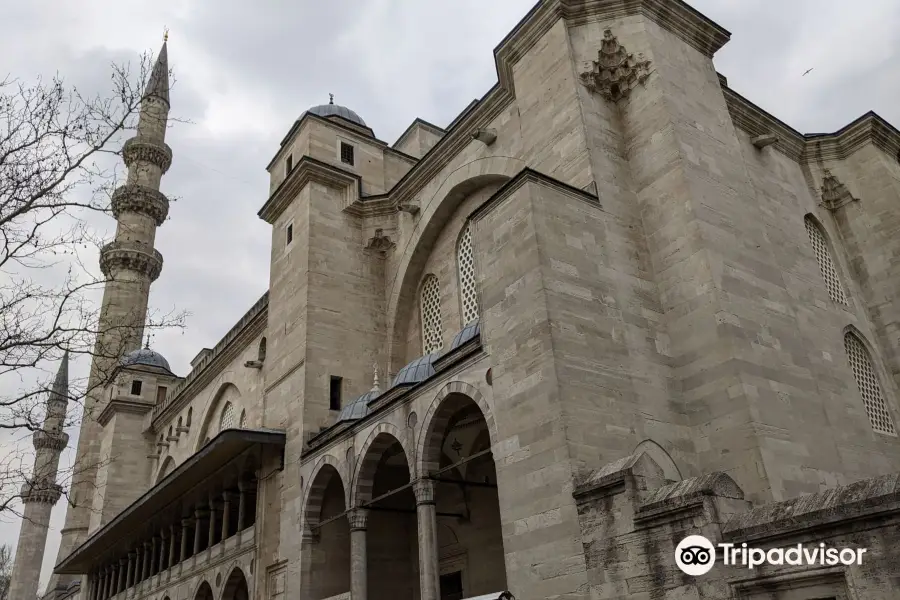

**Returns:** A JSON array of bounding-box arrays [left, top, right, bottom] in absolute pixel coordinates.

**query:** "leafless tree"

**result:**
[[0, 544, 10, 600], [0, 51, 185, 519]]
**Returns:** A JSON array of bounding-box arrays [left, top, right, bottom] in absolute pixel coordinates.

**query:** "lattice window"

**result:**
[[420, 275, 443, 354], [219, 401, 235, 431], [844, 332, 896, 435], [458, 223, 479, 324], [239, 409, 247, 428], [805, 217, 847, 305]]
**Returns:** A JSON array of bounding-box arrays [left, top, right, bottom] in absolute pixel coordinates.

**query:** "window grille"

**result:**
[[341, 142, 355, 166], [458, 223, 479, 324], [805, 217, 847, 304], [421, 275, 443, 354], [219, 401, 235, 431], [844, 332, 896, 435], [239, 409, 247, 428]]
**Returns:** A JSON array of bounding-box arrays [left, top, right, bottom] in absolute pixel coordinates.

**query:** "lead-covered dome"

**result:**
[[392, 353, 439, 388], [337, 388, 380, 422], [449, 319, 481, 351], [121, 347, 171, 371], [305, 102, 367, 127]]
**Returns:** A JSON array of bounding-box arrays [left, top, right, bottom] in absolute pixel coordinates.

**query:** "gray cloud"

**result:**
[[1, 0, 898, 592]]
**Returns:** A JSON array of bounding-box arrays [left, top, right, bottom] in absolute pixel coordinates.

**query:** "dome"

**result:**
[[121, 347, 171, 371], [392, 353, 439, 388], [449, 319, 481, 351], [337, 389, 380, 422], [305, 102, 367, 127]]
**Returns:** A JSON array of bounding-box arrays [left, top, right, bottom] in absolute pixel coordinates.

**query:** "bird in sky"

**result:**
[[803, 68, 814, 76]]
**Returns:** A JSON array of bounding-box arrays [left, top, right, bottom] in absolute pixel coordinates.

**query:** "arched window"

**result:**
[[457, 222, 479, 324], [220, 402, 235, 431], [258, 337, 267, 362], [804, 216, 847, 305], [844, 331, 896, 435], [186, 407, 193, 427], [420, 274, 443, 354], [239, 409, 247, 429]]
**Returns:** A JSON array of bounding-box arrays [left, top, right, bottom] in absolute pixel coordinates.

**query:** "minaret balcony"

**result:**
[[111, 184, 170, 226], [33, 429, 69, 452], [20, 479, 63, 504], [99, 240, 164, 281], [122, 137, 173, 173]]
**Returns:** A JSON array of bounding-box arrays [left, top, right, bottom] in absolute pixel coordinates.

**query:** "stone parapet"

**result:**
[[20, 479, 63, 504], [33, 429, 69, 452], [122, 136, 173, 173], [111, 184, 170, 226], [99, 240, 163, 281]]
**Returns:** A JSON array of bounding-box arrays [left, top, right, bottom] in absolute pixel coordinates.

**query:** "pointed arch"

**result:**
[[302, 454, 348, 526], [457, 220, 479, 324], [843, 326, 896, 435], [350, 423, 411, 507], [632, 439, 682, 482], [804, 214, 847, 305], [157, 456, 176, 484], [191, 580, 214, 600], [220, 565, 250, 600], [196, 382, 242, 451], [420, 274, 443, 354]]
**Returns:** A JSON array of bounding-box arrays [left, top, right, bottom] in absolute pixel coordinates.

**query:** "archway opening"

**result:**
[[221, 567, 250, 600], [357, 433, 417, 599], [306, 464, 350, 600], [422, 393, 507, 599], [194, 581, 214, 600]]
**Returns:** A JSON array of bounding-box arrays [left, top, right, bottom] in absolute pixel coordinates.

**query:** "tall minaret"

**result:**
[[49, 39, 171, 596], [9, 353, 70, 600]]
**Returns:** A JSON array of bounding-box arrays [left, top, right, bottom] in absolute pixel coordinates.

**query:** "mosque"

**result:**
[[8, 0, 900, 599]]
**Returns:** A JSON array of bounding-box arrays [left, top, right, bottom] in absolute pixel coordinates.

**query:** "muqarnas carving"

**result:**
[[580, 29, 652, 102], [820, 169, 858, 211]]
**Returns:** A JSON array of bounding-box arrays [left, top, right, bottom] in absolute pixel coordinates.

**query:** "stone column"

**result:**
[[348, 508, 369, 600], [142, 541, 151, 580], [99, 567, 108, 600], [151, 536, 159, 575], [298, 526, 319, 600], [414, 480, 440, 600], [159, 531, 168, 573], [117, 558, 127, 594], [237, 480, 247, 531], [221, 491, 232, 541], [126, 552, 135, 589], [169, 524, 177, 568], [193, 509, 204, 555], [207, 497, 218, 548], [181, 518, 191, 562]]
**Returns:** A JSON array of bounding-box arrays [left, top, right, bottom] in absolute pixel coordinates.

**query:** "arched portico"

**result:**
[[221, 567, 250, 600], [193, 581, 213, 600], [301, 461, 351, 600]]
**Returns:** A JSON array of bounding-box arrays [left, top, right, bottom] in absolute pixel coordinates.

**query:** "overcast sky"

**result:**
[[1, 0, 899, 593]]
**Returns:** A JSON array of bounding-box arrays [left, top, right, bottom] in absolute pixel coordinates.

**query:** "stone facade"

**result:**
[[28, 1, 900, 599]]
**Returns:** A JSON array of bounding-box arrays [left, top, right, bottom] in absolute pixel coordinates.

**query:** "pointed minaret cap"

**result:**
[[51, 351, 69, 402], [145, 38, 169, 105]]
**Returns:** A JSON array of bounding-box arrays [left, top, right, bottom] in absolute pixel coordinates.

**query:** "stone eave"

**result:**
[[54, 428, 286, 574], [342, 195, 397, 218], [431, 336, 482, 373], [152, 293, 268, 427], [392, 117, 447, 149], [268, 113, 384, 171], [259, 156, 362, 224], [721, 85, 806, 161], [97, 398, 154, 426], [302, 348, 487, 458], [469, 167, 601, 224]]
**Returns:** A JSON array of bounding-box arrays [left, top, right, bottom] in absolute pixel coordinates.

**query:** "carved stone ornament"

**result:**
[[99, 240, 164, 281], [111, 184, 170, 226], [122, 136, 173, 173], [580, 29, 652, 102], [365, 228, 395, 255], [820, 169, 858, 211]]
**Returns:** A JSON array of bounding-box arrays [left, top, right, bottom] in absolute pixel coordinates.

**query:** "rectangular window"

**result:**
[[285, 154, 293, 176], [156, 386, 167, 405], [131, 380, 143, 396], [340, 142, 355, 166], [286, 223, 293, 246], [329, 376, 342, 410], [439, 571, 463, 600]]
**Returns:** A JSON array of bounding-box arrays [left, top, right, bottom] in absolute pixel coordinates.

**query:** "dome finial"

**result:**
[[329, 93, 334, 105], [372, 362, 380, 392], [144, 332, 151, 349], [163, 27, 169, 42]]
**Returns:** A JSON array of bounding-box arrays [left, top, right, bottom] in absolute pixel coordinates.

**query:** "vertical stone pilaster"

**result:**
[[413, 480, 439, 600], [348, 508, 369, 600]]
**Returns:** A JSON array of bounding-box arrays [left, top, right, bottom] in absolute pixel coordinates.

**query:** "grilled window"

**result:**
[[845, 332, 896, 435]]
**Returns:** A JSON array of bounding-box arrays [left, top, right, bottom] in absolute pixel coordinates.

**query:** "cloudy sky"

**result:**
[[1, 0, 899, 592]]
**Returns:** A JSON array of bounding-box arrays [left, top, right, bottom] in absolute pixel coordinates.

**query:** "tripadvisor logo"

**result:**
[[675, 535, 867, 576]]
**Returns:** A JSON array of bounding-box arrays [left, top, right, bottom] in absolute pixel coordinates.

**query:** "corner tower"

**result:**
[[9, 354, 70, 600], [50, 40, 172, 595]]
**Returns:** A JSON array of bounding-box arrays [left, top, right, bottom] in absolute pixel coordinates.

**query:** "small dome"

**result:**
[[392, 354, 439, 388], [337, 389, 380, 422], [449, 319, 481, 351], [121, 347, 171, 372], [305, 103, 367, 127]]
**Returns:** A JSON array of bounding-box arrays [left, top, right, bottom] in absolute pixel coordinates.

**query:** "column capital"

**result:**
[[182, 517, 193, 526], [348, 508, 369, 531], [413, 479, 436, 505], [143, 540, 152, 549]]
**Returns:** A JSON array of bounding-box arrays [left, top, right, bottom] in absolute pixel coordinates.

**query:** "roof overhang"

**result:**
[[54, 428, 286, 574]]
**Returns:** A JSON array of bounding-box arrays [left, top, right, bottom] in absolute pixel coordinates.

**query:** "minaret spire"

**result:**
[[9, 354, 70, 600], [50, 37, 174, 592]]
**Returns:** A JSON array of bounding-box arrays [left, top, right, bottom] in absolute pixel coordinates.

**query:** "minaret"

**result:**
[[50, 38, 172, 594], [9, 353, 70, 600]]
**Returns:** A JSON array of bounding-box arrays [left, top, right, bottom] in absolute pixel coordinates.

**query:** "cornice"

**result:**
[[152, 294, 268, 427], [98, 398, 154, 426], [268, 113, 385, 171], [111, 184, 169, 226], [721, 86, 806, 161], [259, 156, 361, 224], [392, 118, 447, 150], [342, 196, 396, 218]]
